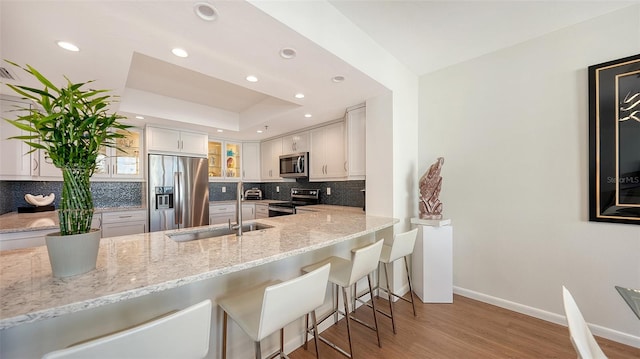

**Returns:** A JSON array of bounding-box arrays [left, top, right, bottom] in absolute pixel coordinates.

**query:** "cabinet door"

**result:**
[[261, 138, 282, 180], [208, 140, 223, 178], [242, 204, 255, 220], [324, 122, 346, 178], [102, 222, 146, 238], [346, 106, 366, 178], [37, 150, 62, 178], [147, 126, 181, 153], [0, 98, 32, 177], [309, 128, 326, 178], [180, 131, 208, 156], [255, 204, 269, 219], [242, 142, 261, 181], [225, 142, 241, 179], [282, 131, 309, 154], [113, 128, 143, 177]]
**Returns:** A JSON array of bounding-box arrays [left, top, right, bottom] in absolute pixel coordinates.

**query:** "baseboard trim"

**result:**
[[454, 286, 640, 349]]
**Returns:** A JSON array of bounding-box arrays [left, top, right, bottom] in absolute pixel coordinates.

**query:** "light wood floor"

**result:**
[[290, 294, 640, 359]]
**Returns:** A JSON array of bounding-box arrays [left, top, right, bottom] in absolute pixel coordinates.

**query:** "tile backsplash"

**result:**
[[0, 179, 365, 215]]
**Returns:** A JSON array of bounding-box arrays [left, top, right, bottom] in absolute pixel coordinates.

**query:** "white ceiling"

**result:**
[[1, 0, 635, 141]]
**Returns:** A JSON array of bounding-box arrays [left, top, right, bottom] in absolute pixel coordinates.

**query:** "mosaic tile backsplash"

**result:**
[[1, 179, 365, 215], [0, 181, 144, 215]]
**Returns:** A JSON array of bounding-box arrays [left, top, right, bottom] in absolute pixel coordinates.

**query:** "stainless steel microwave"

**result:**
[[279, 152, 308, 178]]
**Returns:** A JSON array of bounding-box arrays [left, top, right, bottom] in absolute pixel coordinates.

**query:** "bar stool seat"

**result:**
[[302, 239, 384, 358], [218, 263, 331, 359], [41, 300, 212, 359]]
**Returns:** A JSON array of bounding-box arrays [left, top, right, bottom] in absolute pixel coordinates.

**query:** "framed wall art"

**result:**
[[589, 54, 640, 225]]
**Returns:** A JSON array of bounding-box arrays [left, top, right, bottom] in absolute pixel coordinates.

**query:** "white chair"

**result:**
[[218, 263, 331, 359], [42, 299, 212, 359], [373, 228, 418, 334], [562, 286, 608, 359], [302, 240, 385, 358]]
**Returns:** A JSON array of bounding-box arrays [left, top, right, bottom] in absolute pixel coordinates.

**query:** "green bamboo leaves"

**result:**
[[4, 61, 132, 235]]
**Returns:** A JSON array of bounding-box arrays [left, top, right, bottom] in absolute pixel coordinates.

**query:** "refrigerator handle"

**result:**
[[174, 171, 181, 225]]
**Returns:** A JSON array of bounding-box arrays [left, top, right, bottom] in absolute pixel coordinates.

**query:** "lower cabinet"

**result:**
[[101, 210, 147, 238], [242, 203, 255, 220], [0, 228, 57, 251], [255, 203, 269, 219], [209, 204, 236, 225]]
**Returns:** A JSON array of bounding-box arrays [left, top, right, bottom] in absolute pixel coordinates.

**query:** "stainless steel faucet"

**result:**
[[232, 181, 243, 236]]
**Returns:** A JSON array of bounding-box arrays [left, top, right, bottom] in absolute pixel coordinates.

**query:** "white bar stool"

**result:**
[[302, 239, 384, 358], [562, 286, 608, 359], [218, 263, 331, 359], [41, 299, 212, 359], [375, 228, 419, 333]]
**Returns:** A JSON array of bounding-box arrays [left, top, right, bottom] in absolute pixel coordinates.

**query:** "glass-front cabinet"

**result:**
[[208, 139, 241, 180], [95, 128, 143, 179]]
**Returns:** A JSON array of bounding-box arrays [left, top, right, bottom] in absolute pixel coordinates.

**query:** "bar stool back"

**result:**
[[41, 300, 212, 359], [218, 263, 331, 359], [377, 228, 418, 333]]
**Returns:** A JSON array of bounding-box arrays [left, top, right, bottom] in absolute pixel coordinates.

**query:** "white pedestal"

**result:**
[[410, 218, 453, 303]]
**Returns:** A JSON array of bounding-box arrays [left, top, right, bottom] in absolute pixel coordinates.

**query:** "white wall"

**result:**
[[419, 5, 640, 346]]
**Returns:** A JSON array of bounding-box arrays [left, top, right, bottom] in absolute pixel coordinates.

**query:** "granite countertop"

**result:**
[[0, 207, 146, 234], [0, 210, 397, 330]]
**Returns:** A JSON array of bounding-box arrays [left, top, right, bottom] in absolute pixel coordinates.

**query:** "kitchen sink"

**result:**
[[168, 223, 273, 242]]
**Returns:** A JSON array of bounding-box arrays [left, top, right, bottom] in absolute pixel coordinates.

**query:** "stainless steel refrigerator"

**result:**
[[148, 154, 209, 232]]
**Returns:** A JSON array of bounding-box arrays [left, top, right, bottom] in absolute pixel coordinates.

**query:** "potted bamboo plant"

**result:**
[[4, 61, 131, 277]]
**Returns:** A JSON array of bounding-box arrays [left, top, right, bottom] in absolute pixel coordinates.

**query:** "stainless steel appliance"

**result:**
[[279, 152, 308, 178], [244, 188, 263, 200], [268, 188, 320, 217], [148, 154, 209, 232]]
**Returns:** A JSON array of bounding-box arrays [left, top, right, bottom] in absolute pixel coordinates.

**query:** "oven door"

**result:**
[[268, 205, 295, 217]]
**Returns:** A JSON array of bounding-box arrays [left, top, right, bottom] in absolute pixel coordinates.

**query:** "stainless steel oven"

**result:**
[[268, 188, 319, 217]]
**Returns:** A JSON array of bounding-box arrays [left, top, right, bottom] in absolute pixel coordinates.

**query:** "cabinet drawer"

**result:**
[[255, 205, 269, 215], [102, 210, 147, 224], [209, 204, 235, 214]]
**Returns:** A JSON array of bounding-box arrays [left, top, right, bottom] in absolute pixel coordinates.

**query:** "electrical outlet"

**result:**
[[222, 186, 226, 193], [327, 187, 331, 195], [276, 186, 280, 193]]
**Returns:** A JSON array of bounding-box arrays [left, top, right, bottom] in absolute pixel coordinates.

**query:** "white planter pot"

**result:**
[[45, 229, 101, 278]]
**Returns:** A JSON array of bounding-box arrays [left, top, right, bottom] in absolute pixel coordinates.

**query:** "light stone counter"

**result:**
[[0, 210, 397, 330], [297, 205, 365, 213]]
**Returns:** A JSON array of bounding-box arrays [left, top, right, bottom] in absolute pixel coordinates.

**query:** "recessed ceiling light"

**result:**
[[57, 41, 79, 52], [295, 93, 305, 99], [304, 113, 312, 118], [135, 115, 144, 120], [332, 75, 345, 83], [280, 48, 297, 59], [257, 130, 263, 133], [171, 48, 188, 58], [194, 2, 218, 21], [217, 129, 223, 133], [246, 75, 258, 82]]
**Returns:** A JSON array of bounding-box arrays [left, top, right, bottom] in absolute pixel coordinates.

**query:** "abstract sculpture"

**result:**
[[419, 157, 444, 219]]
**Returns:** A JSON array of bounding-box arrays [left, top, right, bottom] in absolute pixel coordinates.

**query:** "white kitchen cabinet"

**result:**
[[101, 210, 147, 238], [0, 98, 33, 178], [94, 128, 144, 179], [208, 140, 243, 181], [281, 131, 309, 154], [209, 203, 236, 225], [242, 203, 255, 220], [260, 138, 282, 180], [310, 121, 346, 180], [346, 105, 366, 179], [146, 126, 208, 156], [255, 203, 269, 219], [33, 150, 62, 178], [241, 142, 261, 181]]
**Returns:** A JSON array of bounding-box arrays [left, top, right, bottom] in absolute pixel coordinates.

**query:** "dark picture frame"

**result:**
[[589, 54, 640, 225]]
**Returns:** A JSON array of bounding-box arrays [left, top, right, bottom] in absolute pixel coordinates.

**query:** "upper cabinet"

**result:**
[[261, 138, 282, 181], [146, 126, 208, 157], [310, 121, 346, 180], [242, 142, 261, 182], [208, 139, 242, 181], [281, 131, 309, 154], [95, 128, 143, 179], [345, 106, 366, 179], [0, 98, 32, 179]]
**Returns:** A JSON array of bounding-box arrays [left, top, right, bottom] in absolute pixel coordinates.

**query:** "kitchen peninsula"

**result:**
[[0, 210, 396, 358]]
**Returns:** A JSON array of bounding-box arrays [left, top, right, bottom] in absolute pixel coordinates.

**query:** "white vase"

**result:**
[[45, 229, 101, 278]]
